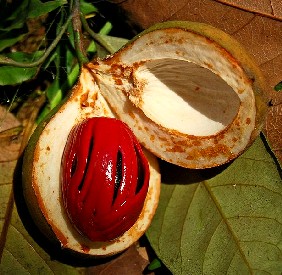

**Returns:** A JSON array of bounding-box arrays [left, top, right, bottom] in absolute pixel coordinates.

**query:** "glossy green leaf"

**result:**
[[28, 0, 67, 18], [80, 0, 98, 15], [0, 52, 43, 86], [146, 136, 282, 274], [0, 66, 38, 86], [4, 51, 43, 63], [0, 32, 27, 51], [0, 0, 28, 31]]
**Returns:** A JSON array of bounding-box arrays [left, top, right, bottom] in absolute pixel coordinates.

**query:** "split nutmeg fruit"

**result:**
[[22, 21, 267, 257]]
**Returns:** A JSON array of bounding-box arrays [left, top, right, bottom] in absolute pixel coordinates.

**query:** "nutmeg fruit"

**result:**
[[22, 21, 267, 257]]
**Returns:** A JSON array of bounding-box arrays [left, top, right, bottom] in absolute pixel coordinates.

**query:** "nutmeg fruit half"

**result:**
[[89, 21, 267, 168], [22, 21, 267, 257], [22, 67, 161, 257]]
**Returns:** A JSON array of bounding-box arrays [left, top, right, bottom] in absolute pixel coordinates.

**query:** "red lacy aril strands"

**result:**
[[61, 117, 150, 242]]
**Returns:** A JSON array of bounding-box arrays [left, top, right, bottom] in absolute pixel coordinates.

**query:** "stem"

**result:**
[[72, 0, 89, 65], [0, 15, 72, 68], [80, 15, 116, 54]]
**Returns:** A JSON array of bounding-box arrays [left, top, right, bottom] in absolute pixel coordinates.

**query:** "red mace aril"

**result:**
[[61, 117, 150, 242]]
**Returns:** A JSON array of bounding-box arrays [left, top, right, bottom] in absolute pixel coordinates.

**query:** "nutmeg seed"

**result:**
[[61, 117, 150, 242]]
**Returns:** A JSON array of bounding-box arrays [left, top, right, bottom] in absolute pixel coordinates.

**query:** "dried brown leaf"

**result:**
[[0, 106, 22, 162], [265, 104, 282, 165], [214, 0, 282, 20], [111, 0, 282, 163], [86, 245, 149, 275]]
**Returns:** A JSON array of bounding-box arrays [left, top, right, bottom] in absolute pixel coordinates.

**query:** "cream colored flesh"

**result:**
[[136, 59, 240, 136]]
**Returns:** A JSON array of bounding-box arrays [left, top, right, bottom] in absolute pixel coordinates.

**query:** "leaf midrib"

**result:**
[[203, 180, 253, 274]]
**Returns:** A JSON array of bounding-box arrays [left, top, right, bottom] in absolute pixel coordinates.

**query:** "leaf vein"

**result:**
[[228, 215, 282, 226], [211, 183, 282, 196], [203, 180, 253, 272], [213, 0, 282, 21], [9, 224, 54, 273], [4, 248, 30, 273], [241, 240, 282, 254]]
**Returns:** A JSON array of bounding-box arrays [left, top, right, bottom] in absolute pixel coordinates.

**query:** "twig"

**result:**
[[80, 15, 116, 54], [72, 0, 89, 65], [0, 15, 72, 68]]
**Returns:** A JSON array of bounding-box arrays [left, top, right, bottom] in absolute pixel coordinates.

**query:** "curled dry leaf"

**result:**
[[111, 0, 282, 164]]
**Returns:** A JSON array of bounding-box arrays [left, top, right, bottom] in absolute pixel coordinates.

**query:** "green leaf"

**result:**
[[99, 21, 113, 35], [148, 258, 162, 271], [274, 81, 282, 92], [101, 35, 128, 50], [4, 51, 43, 63], [146, 136, 282, 274], [27, 0, 66, 18], [0, 0, 28, 31], [0, 66, 37, 85], [0, 52, 43, 85], [95, 35, 128, 58], [0, 32, 27, 51], [80, 0, 98, 15]]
